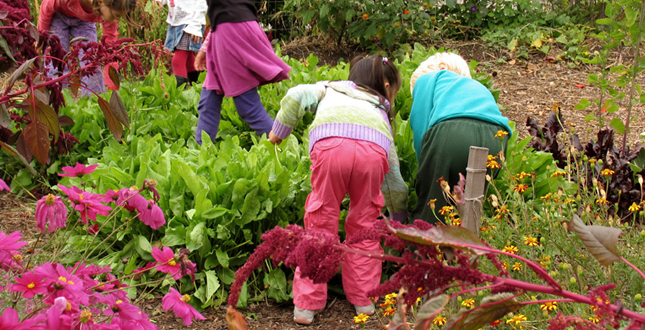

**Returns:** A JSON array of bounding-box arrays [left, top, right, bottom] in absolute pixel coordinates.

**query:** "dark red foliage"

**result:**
[[548, 313, 604, 330], [0, 0, 37, 64]]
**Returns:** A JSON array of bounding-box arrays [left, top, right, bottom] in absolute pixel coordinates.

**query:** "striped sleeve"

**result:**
[[272, 83, 327, 139]]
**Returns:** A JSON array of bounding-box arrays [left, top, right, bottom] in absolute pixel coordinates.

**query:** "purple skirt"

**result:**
[[203, 21, 291, 97]]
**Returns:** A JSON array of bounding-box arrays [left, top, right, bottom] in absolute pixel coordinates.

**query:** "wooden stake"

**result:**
[[462, 146, 489, 235]]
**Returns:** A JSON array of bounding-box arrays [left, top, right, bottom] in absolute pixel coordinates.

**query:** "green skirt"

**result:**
[[411, 118, 508, 224]]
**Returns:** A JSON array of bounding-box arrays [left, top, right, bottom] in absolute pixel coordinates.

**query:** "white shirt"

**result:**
[[156, 0, 207, 37]]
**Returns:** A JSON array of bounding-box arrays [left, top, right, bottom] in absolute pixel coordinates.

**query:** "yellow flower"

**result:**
[[461, 298, 475, 308], [596, 198, 609, 205], [540, 256, 551, 268], [433, 315, 447, 326], [494, 130, 509, 139], [523, 236, 539, 247], [438, 206, 454, 215], [514, 184, 529, 193], [512, 262, 522, 271], [517, 171, 530, 179], [354, 313, 370, 324], [380, 299, 394, 308], [451, 218, 461, 226], [383, 307, 396, 317], [589, 158, 597, 164], [362, 13, 369, 20], [601, 169, 615, 176], [502, 245, 519, 254], [551, 170, 567, 178], [540, 301, 558, 311], [496, 206, 509, 214], [487, 160, 501, 169], [589, 315, 600, 323], [487, 155, 498, 161], [563, 198, 575, 204], [629, 202, 641, 212], [385, 293, 397, 300], [502, 260, 508, 269], [540, 193, 551, 200], [506, 314, 527, 325], [427, 199, 437, 210]]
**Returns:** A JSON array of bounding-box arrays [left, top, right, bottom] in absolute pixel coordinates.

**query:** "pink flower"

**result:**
[[58, 163, 99, 177], [0, 179, 9, 192], [139, 201, 166, 229], [101, 294, 144, 321], [46, 297, 72, 330], [152, 247, 181, 279], [34, 262, 89, 305], [0, 231, 26, 270], [162, 288, 205, 325], [100, 189, 119, 204], [116, 188, 148, 213], [35, 194, 68, 233], [0, 307, 44, 330], [10, 271, 48, 298], [88, 224, 99, 234], [58, 185, 111, 224]]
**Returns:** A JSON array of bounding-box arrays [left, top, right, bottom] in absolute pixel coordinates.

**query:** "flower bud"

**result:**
[[635, 294, 642, 301], [641, 230, 645, 238], [570, 277, 577, 285], [577, 266, 583, 275]]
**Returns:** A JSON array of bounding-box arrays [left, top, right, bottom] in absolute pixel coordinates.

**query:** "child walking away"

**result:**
[[268, 55, 409, 325], [408, 52, 512, 222], [38, 0, 136, 96], [193, 0, 291, 145], [157, 0, 207, 87]]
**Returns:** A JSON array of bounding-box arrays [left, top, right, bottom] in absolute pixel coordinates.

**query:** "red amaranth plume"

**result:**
[[227, 225, 343, 307]]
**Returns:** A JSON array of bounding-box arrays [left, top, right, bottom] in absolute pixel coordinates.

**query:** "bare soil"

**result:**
[[2, 36, 645, 330]]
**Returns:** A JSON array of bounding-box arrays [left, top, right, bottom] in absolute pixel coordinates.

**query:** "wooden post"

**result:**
[[462, 146, 489, 235]]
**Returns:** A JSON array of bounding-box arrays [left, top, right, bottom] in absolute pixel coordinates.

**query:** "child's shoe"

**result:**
[[293, 306, 322, 325], [354, 304, 375, 316]]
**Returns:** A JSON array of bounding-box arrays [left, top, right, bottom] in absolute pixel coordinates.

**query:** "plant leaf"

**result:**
[[445, 293, 522, 330], [108, 66, 121, 90], [23, 119, 50, 165], [0, 141, 37, 176], [58, 115, 75, 127], [226, 306, 248, 330], [385, 220, 490, 256], [4, 58, 35, 92], [34, 99, 60, 142], [568, 215, 621, 266], [97, 96, 123, 141], [0, 104, 10, 128], [109, 91, 130, 129], [414, 295, 450, 329], [0, 32, 16, 64]]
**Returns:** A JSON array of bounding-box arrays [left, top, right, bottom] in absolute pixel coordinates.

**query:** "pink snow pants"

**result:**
[[293, 137, 388, 310]]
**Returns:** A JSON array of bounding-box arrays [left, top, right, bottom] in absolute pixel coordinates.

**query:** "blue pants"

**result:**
[[195, 88, 274, 144]]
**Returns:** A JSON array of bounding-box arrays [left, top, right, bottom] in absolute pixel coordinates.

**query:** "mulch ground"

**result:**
[[2, 36, 645, 330]]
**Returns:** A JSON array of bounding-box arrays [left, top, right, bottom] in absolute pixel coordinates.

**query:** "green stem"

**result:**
[[622, 1, 645, 156]]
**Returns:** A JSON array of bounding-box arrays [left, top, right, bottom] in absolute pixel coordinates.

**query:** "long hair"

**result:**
[[348, 55, 401, 134]]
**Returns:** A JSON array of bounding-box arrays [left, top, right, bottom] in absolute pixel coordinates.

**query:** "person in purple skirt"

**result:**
[[193, 0, 291, 145]]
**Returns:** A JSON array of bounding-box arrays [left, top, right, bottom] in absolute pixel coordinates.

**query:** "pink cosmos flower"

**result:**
[[88, 224, 99, 234], [0, 179, 9, 192], [101, 294, 144, 321], [58, 163, 99, 177], [0, 307, 44, 330], [0, 231, 26, 270], [35, 262, 89, 305], [162, 288, 205, 325], [46, 297, 72, 330], [139, 201, 166, 230], [119, 314, 158, 330], [100, 189, 119, 204], [10, 271, 48, 298], [57, 185, 111, 224], [152, 247, 181, 279], [116, 188, 148, 213], [35, 194, 68, 233]]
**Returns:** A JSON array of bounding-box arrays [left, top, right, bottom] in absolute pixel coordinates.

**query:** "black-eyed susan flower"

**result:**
[[461, 298, 475, 308], [523, 236, 539, 247], [494, 130, 509, 139], [551, 170, 567, 178], [514, 184, 528, 193], [512, 262, 522, 271], [506, 314, 527, 325], [601, 169, 615, 176], [354, 313, 369, 324], [517, 171, 530, 179], [629, 202, 641, 212], [540, 301, 558, 311], [439, 206, 454, 215], [383, 307, 395, 317], [433, 315, 447, 326], [596, 198, 609, 205], [502, 245, 518, 254]]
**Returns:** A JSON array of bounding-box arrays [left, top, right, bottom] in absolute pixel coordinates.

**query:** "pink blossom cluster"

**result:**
[[0, 230, 203, 328], [33, 163, 166, 233], [0, 164, 205, 328]]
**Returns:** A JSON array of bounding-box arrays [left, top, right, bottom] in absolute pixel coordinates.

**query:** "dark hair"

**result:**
[[348, 55, 401, 130], [93, 0, 138, 24]]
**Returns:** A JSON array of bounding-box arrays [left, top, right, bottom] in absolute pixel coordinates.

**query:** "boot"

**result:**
[[187, 71, 202, 85], [175, 75, 189, 88]]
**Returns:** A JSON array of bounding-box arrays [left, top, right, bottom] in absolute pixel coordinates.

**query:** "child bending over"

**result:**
[[269, 55, 408, 325]]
